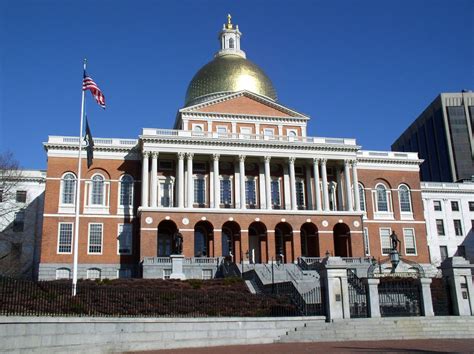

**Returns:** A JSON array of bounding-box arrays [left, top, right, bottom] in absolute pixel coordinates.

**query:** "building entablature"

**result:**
[[421, 181, 474, 194]]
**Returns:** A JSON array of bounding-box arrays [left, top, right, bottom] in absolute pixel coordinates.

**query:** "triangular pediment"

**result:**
[[180, 91, 308, 119]]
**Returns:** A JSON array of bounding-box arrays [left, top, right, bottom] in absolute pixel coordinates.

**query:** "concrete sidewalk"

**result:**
[[131, 339, 474, 353]]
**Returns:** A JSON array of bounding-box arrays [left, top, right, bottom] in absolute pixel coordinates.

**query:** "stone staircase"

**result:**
[[279, 317, 474, 343]]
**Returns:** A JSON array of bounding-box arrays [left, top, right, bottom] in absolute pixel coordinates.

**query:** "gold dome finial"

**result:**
[[226, 13, 233, 29]]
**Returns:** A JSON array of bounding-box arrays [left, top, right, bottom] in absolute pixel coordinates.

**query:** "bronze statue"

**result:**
[[173, 231, 183, 255], [390, 231, 401, 252]]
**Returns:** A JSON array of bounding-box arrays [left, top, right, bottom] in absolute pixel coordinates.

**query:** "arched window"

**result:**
[[61, 173, 76, 205], [56, 268, 71, 280], [358, 183, 366, 211], [229, 37, 234, 48], [376, 184, 388, 212], [398, 185, 412, 213], [91, 174, 105, 205], [119, 175, 134, 207]]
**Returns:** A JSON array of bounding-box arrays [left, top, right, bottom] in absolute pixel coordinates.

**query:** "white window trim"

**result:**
[[403, 228, 417, 256], [193, 174, 208, 206], [398, 184, 413, 220], [86, 268, 101, 280], [379, 227, 392, 256], [287, 129, 298, 137], [58, 172, 77, 214], [163, 268, 172, 280], [84, 173, 110, 214], [158, 176, 175, 207], [55, 268, 71, 280], [57, 222, 73, 254], [239, 127, 252, 139], [87, 222, 104, 255], [373, 184, 394, 220], [453, 219, 464, 236], [433, 200, 443, 211], [216, 125, 228, 135], [263, 128, 275, 140], [245, 176, 259, 207], [451, 200, 461, 212], [117, 175, 134, 214], [363, 227, 370, 256], [219, 175, 233, 207], [271, 177, 281, 208], [117, 223, 133, 255], [295, 177, 306, 209], [192, 123, 204, 132]]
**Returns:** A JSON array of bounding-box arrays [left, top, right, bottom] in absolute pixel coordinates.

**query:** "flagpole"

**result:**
[[72, 58, 87, 296]]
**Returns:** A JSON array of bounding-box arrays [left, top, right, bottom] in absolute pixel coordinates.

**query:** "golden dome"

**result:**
[[184, 54, 277, 106]]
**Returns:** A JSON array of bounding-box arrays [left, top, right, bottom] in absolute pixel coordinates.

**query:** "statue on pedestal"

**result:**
[[173, 231, 183, 255]]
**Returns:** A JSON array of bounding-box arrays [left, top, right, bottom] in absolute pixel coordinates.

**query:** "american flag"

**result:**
[[83, 72, 106, 108]]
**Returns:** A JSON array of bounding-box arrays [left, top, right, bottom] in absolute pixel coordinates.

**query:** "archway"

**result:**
[[333, 223, 352, 257], [194, 221, 214, 257], [248, 222, 267, 263], [275, 222, 293, 263], [157, 220, 178, 256], [301, 222, 319, 257], [222, 221, 241, 261]]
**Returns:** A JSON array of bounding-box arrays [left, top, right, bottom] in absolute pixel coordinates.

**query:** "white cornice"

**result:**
[[181, 111, 308, 124]]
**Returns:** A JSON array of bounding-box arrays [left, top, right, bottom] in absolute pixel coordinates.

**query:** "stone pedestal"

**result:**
[[440, 257, 474, 316], [364, 278, 381, 318], [170, 254, 186, 280], [321, 257, 350, 321], [419, 278, 434, 317]]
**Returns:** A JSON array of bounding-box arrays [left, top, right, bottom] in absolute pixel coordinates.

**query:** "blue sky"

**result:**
[[1, 0, 473, 169]]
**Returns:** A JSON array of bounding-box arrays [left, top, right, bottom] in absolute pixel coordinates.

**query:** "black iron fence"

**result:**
[[378, 277, 421, 317], [347, 269, 368, 318], [0, 276, 300, 317]]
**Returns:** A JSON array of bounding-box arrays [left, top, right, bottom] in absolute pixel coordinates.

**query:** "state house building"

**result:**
[[39, 18, 429, 280]]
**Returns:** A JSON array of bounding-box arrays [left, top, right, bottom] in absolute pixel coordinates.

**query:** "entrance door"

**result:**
[[158, 233, 172, 256], [249, 234, 260, 263]]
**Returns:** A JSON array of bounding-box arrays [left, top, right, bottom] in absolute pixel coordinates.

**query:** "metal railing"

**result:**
[[0, 276, 300, 318]]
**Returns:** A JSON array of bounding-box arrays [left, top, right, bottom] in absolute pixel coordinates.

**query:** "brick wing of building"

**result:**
[[39, 17, 429, 280]]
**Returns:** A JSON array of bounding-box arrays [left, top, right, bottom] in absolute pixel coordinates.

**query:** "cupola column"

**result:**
[[289, 157, 297, 210], [177, 153, 185, 208], [213, 154, 220, 208], [321, 159, 329, 211], [150, 152, 158, 208], [141, 152, 149, 208], [264, 156, 272, 210], [344, 159, 353, 212], [313, 158, 322, 211], [352, 161, 360, 212], [186, 153, 194, 208], [239, 155, 246, 210]]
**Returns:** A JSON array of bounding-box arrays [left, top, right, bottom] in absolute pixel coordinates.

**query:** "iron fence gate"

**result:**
[[347, 269, 368, 318], [378, 277, 421, 317]]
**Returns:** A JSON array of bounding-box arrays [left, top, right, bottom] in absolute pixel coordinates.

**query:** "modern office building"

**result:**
[[422, 181, 474, 265], [38, 17, 430, 280], [392, 92, 474, 183]]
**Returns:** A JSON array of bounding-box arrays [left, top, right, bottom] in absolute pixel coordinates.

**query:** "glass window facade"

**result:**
[[447, 106, 473, 180]]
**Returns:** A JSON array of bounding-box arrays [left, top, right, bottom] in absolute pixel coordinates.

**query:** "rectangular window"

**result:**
[[220, 178, 232, 206], [469, 202, 474, 212], [454, 219, 463, 236], [194, 178, 205, 205], [159, 181, 172, 207], [16, 190, 27, 203], [457, 245, 466, 258], [363, 227, 370, 256], [13, 211, 25, 232], [117, 224, 132, 255], [56, 268, 71, 280], [240, 127, 251, 138], [217, 126, 228, 135], [88, 223, 103, 254], [296, 180, 305, 208], [403, 228, 416, 255], [451, 201, 459, 211], [271, 180, 280, 207], [440, 246, 448, 261], [436, 219, 445, 236], [380, 228, 392, 255], [245, 179, 257, 206], [433, 200, 442, 211], [58, 223, 73, 253], [263, 128, 274, 136]]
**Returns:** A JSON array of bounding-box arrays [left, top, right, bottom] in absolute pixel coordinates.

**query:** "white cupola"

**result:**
[[215, 14, 246, 58]]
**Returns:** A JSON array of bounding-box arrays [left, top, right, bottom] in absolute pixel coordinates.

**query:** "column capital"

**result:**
[[289, 156, 296, 164], [212, 154, 220, 161], [238, 155, 246, 163], [151, 151, 159, 159], [312, 157, 320, 165], [177, 152, 185, 160], [264, 156, 271, 163], [351, 160, 358, 167], [142, 151, 151, 158], [344, 159, 352, 166], [320, 158, 327, 165], [186, 153, 194, 160]]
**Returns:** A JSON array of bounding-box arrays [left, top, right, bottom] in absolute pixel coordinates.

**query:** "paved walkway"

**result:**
[[132, 339, 474, 353]]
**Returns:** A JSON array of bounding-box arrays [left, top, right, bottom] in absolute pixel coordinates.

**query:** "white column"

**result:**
[[336, 167, 343, 211], [213, 154, 220, 208], [150, 152, 158, 208], [313, 158, 321, 211], [321, 159, 329, 211], [141, 152, 149, 207], [186, 153, 194, 208], [305, 163, 312, 210], [239, 155, 246, 210], [344, 159, 353, 212], [352, 160, 360, 212], [264, 156, 272, 210], [177, 153, 185, 208], [289, 157, 297, 210]]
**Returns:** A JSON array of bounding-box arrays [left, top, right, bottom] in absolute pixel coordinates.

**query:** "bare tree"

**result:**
[[0, 151, 23, 221]]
